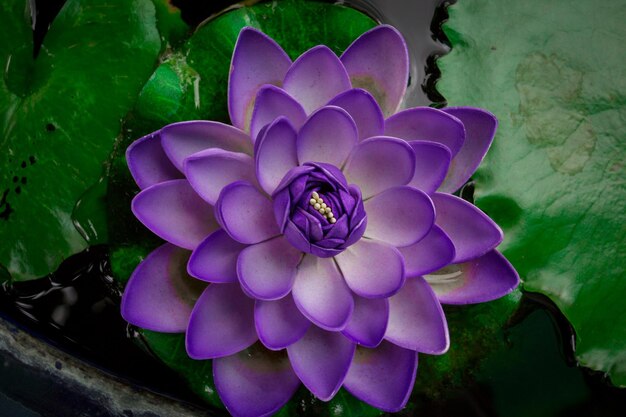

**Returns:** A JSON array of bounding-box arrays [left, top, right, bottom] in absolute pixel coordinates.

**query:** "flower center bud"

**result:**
[[308, 191, 337, 224]]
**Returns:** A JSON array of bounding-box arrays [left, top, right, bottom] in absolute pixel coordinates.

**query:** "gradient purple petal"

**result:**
[[328, 88, 384, 141], [237, 236, 301, 301], [343, 342, 418, 412], [342, 296, 389, 348], [216, 181, 280, 244], [385, 277, 449, 354], [340, 25, 408, 117], [229, 27, 292, 132], [343, 136, 415, 199], [121, 244, 205, 332], [214, 345, 300, 417], [126, 131, 183, 189], [283, 45, 351, 114], [160, 121, 252, 171], [131, 179, 219, 250], [287, 326, 355, 401], [186, 283, 256, 359], [255, 297, 310, 350], [408, 140, 452, 194], [296, 106, 358, 167], [364, 186, 435, 247], [384, 107, 466, 156], [399, 225, 456, 277], [184, 148, 256, 205], [431, 193, 503, 263], [255, 117, 299, 195], [187, 229, 247, 283], [292, 255, 354, 331], [439, 107, 498, 193], [250, 85, 307, 141], [335, 239, 405, 299], [426, 250, 519, 304]]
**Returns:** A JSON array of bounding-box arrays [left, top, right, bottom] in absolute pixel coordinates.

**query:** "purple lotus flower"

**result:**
[[121, 25, 519, 417]]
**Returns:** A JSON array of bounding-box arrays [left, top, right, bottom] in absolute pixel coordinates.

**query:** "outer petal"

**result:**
[[287, 326, 355, 401], [292, 255, 354, 331], [161, 121, 252, 171], [121, 244, 205, 332], [184, 149, 256, 205], [216, 181, 281, 244], [255, 297, 310, 350], [237, 236, 301, 301], [343, 136, 415, 199], [340, 25, 409, 117], [384, 107, 465, 156], [425, 250, 519, 304], [214, 345, 300, 417], [283, 45, 351, 114], [132, 179, 219, 250], [431, 193, 503, 263], [343, 342, 418, 412], [126, 131, 183, 189], [363, 186, 435, 247], [250, 85, 307, 141], [439, 107, 498, 193], [186, 283, 257, 359], [399, 225, 456, 277], [188, 229, 247, 283], [408, 140, 452, 194], [296, 106, 358, 167], [342, 296, 389, 348], [328, 88, 384, 141], [255, 117, 299, 195], [335, 239, 405, 299], [385, 277, 449, 354], [228, 27, 292, 131]]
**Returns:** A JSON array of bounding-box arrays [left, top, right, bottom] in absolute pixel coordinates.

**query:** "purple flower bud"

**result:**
[[272, 162, 366, 258]]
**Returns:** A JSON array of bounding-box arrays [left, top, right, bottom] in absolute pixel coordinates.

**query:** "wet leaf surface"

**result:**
[[0, 0, 164, 281], [439, 0, 626, 386]]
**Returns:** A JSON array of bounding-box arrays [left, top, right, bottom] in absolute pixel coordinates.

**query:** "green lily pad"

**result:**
[[0, 0, 165, 281], [438, 0, 626, 386]]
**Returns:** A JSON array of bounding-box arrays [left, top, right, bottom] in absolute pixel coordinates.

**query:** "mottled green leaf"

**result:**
[[0, 0, 164, 281], [439, 0, 626, 386]]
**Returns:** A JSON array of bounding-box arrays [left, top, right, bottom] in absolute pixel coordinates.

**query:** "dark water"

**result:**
[[2, 0, 626, 416]]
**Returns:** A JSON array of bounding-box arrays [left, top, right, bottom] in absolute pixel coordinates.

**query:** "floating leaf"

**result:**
[[0, 0, 166, 281], [439, 0, 626, 386]]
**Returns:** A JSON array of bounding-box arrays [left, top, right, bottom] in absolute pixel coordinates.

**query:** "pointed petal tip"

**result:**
[[215, 181, 280, 244], [385, 277, 449, 354], [297, 105, 358, 167], [287, 327, 356, 401], [341, 24, 409, 116], [229, 27, 292, 131], [432, 192, 503, 263], [283, 45, 351, 114], [131, 179, 219, 250], [343, 341, 417, 413], [121, 244, 204, 333], [213, 346, 301, 417], [428, 250, 520, 305], [439, 107, 499, 193], [185, 284, 257, 360], [237, 236, 300, 301]]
